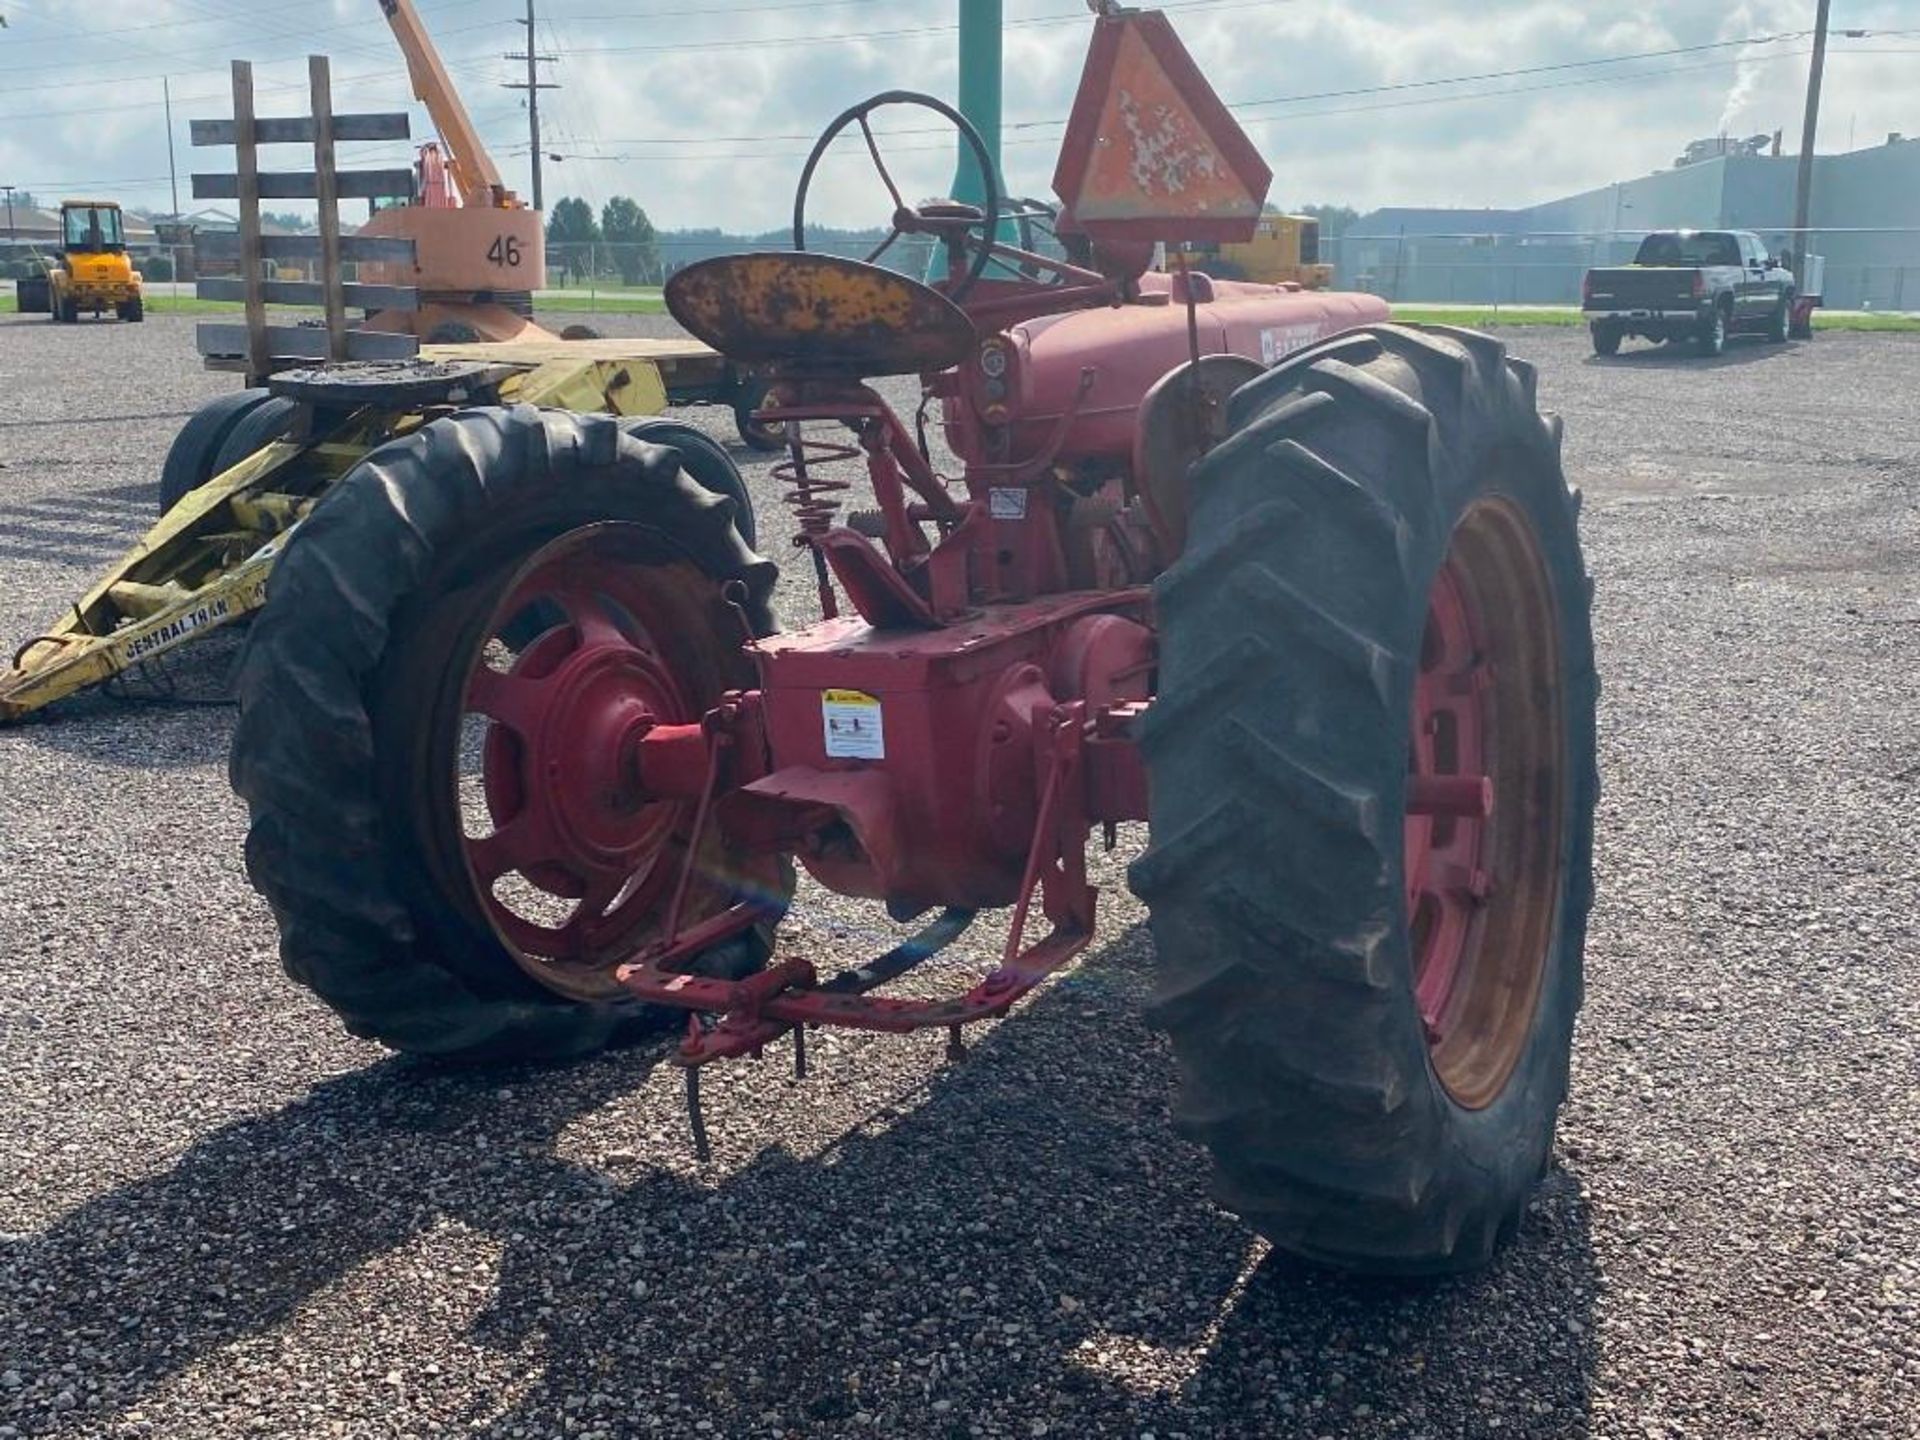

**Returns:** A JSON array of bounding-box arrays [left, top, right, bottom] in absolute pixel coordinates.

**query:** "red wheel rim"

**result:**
[[1404, 500, 1567, 1109], [441, 524, 743, 997], [1405, 559, 1491, 1046]]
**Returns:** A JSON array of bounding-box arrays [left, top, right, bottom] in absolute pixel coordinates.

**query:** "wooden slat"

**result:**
[[193, 278, 419, 311], [195, 324, 420, 362], [190, 112, 409, 146], [309, 57, 348, 362], [191, 169, 416, 201], [231, 60, 270, 384], [192, 232, 418, 264]]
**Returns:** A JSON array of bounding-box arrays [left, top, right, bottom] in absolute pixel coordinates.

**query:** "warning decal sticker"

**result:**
[[822, 688, 885, 760]]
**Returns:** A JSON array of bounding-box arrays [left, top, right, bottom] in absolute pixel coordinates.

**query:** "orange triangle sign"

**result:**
[[1052, 9, 1272, 243]]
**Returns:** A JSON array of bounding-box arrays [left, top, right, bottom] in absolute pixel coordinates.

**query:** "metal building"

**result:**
[[1339, 135, 1920, 311]]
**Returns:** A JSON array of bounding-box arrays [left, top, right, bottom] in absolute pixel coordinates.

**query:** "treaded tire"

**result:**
[[1766, 294, 1792, 343], [731, 378, 784, 453], [158, 388, 272, 514], [1589, 324, 1621, 357], [209, 396, 297, 477], [1131, 323, 1598, 1275], [619, 416, 758, 547], [229, 405, 784, 1062], [1698, 306, 1727, 357]]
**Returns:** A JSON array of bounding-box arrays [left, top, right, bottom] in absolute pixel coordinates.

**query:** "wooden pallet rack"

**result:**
[[190, 56, 421, 379]]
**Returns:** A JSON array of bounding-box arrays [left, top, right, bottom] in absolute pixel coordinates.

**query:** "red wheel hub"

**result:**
[[462, 550, 701, 963], [1405, 558, 1493, 1051]]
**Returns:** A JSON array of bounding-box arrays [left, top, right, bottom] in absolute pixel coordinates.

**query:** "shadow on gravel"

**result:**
[[1586, 338, 1798, 370], [0, 929, 1599, 1439], [5, 633, 242, 767]]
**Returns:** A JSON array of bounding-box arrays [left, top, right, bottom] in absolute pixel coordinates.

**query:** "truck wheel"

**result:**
[[1698, 305, 1727, 357], [118, 297, 145, 322], [731, 378, 785, 453], [208, 396, 298, 478], [229, 406, 790, 1061], [1589, 323, 1621, 357], [1766, 295, 1791, 343], [1132, 324, 1597, 1274], [158, 388, 275, 514]]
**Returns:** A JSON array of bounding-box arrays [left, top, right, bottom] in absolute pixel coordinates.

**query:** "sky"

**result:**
[[0, 0, 1916, 236]]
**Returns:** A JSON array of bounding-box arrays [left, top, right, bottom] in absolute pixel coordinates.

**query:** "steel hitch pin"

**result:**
[[946, 1024, 967, 1063], [682, 1014, 712, 1163], [793, 1024, 808, 1080], [685, 1067, 712, 1163]]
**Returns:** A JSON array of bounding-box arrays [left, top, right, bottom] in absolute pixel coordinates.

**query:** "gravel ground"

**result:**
[[0, 313, 1915, 1440]]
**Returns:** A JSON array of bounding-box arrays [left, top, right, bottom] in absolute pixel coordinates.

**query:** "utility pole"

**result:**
[[1791, 0, 1831, 286], [504, 0, 559, 212], [2, 184, 15, 249], [164, 77, 183, 287], [164, 77, 182, 224]]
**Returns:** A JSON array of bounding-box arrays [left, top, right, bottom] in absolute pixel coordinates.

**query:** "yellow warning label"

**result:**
[[822, 689, 884, 760]]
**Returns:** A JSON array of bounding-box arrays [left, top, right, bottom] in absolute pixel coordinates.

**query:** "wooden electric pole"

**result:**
[[505, 0, 559, 211], [1791, 0, 1831, 284]]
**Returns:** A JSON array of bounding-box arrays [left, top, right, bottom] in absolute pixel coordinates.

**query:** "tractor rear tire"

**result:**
[[619, 416, 758, 548], [158, 388, 274, 514], [208, 396, 298, 477], [1132, 324, 1597, 1275], [230, 405, 786, 1062]]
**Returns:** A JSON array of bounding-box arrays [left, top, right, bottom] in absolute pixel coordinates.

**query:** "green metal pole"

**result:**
[[950, 0, 1003, 210]]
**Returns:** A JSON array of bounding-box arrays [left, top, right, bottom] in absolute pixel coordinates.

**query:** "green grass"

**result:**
[[1391, 305, 1585, 327], [537, 292, 667, 315], [1390, 303, 1920, 333], [0, 294, 242, 315], [2, 291, 666, 317], [1805, 311, 1920, 331]]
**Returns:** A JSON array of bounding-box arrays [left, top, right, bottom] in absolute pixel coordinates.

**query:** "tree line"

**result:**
[[546, 196, 660, 285]]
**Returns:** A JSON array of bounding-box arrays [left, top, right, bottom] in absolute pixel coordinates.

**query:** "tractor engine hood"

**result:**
[[959, 275, 1389, 466]]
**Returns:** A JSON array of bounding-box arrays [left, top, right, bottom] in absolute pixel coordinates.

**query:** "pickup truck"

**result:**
[[1582, 230, 1796, 357]]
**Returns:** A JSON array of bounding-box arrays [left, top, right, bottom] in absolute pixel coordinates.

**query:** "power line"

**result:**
[[555, 30, 1853, 148], [520, 40, 1914, 166]]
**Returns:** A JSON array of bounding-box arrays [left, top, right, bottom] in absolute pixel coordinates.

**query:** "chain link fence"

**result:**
[[1325, 230, 1920, 312], [543, 235, 948, 297]]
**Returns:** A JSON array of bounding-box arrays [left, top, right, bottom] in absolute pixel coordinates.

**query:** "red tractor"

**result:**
[[229, 8, 1596, 1274]]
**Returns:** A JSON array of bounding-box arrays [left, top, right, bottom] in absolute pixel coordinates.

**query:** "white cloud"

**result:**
[[1, 0, 1913, 230]]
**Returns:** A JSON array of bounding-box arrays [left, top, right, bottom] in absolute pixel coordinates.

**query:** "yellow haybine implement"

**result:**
[[0, 348, 763, 722]]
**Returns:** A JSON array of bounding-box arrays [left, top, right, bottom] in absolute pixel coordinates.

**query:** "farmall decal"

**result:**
[[122, 599, 230, 663], [1261, 323, 1326, 365]]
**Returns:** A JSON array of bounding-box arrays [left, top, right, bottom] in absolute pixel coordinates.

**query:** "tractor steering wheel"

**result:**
[[792, 90, 1003, 303]]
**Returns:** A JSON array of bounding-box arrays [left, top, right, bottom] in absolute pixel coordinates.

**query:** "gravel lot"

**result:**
[[0, 313, 1915, 1440]]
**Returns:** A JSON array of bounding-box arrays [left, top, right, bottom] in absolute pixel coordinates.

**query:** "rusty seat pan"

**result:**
[[664, 253, 977, 377]]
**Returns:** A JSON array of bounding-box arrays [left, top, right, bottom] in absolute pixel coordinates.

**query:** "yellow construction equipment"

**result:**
[[1166, 212, 1332, 289], [15, 200, 145, 322]]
